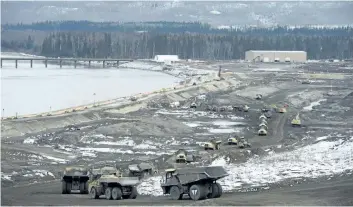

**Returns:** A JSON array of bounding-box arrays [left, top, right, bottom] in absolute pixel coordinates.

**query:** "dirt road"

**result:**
[[2, 174, 353, 206]]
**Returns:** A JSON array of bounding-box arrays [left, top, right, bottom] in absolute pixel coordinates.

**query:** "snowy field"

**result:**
[[137, 135, 353, 196], [1, 53, 181, 116]]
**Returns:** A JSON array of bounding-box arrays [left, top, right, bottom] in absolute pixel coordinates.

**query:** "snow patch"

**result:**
[[138, 137, 353, 196], [208, 128, 241, 134], [303, 99, 326, 111]]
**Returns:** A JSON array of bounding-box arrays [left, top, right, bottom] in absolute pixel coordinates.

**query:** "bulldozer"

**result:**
[[291, 113, 301, 127], [204, 139, 222, 150]]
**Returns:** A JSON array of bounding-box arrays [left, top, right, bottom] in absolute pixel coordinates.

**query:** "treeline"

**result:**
[[37, 32, 352, 59], [2, 20, 353, 36]]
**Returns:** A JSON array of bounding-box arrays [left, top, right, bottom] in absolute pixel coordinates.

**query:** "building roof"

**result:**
[[247, 50, 306, 53]]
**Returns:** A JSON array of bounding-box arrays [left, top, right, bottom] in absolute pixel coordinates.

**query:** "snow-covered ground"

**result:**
[[137, 136, 353, 196], [1, 52, 181, 116]]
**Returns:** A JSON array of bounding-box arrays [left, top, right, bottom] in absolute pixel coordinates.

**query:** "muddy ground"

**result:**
[[1, 61, 353, 205]]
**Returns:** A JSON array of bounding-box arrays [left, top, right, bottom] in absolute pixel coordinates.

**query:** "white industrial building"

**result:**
[[153, 55, 179, 64], [245, 50, 307, 63]]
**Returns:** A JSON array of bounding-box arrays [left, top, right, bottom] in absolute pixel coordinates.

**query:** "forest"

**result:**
[[1, 21, 353, 60]]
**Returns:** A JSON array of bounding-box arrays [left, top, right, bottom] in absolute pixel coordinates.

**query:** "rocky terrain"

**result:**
[[1, 60, 353, 205]]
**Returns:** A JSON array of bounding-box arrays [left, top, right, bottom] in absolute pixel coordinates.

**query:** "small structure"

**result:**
[[245, 50, 307, 63], [154, 55, 179, 63]]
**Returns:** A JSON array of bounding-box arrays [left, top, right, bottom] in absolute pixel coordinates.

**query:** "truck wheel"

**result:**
[[79, 182, 86, 194], [129, 187, 138, 199], [105, 187, 113, 200], [112, 187, 122, 200], [189, 184, 206, 201], [61, 181, 67, 194], [84, 182, 89, 194], [66, 182, 72, 194], [90, 187, 99, 199], [170, 186, 182, 200], [215, 183, 223, 198], [208, 183, 219, 198]]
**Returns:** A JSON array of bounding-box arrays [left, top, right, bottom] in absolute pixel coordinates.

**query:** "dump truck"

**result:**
[[89, 173, 140, 200], [259, 114, 267, 120], [128, 162, 157, 179], [258, 127, 267, 136], [243, 105, 250, 112], [190, 102, 197, 108], [255, 94, 263, 100], [130, 96, 137, 101], [301, 79, 311, 84], [291, 114, 301, 127], [160, 166, 228, 201], [204, 140, 222, 150], [175, 149, 195, 163], [277, 107, 287, 113], [61, 166, 90, 194], [259, 122, 268, 130]]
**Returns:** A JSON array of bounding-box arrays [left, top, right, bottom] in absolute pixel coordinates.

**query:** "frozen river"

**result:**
[[1, 53, 181, 116]]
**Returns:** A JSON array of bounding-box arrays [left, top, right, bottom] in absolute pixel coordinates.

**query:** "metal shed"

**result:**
[[245, 50, 307, 63]]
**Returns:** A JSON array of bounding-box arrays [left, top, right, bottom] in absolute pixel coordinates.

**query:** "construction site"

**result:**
[[1, 60, 353, 205]]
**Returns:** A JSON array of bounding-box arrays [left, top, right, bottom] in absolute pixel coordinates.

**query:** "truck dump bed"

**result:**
[[98, 176, 140, 186], [176, 166, 228, 185]]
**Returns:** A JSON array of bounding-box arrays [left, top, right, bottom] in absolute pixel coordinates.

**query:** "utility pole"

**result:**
[[93, 93, 96, 106], [218, 65, 222, 78]]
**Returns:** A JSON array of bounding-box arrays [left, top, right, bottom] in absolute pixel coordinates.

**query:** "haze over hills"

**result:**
[[1, 1, 353, 27]]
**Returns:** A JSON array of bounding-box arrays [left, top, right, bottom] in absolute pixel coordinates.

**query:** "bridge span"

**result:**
[[0, 57, 134, 68]]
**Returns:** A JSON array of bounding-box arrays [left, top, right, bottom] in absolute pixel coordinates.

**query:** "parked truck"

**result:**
[[61, 166, 90, 194], [160, 166, 228, 201]]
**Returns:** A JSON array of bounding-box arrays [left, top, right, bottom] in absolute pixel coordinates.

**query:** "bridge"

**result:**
[[0, 57, 134, 68]]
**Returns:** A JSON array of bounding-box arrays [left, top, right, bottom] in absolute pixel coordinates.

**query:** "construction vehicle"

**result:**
[[259, 122, 268, 130], [219, 106, 226, 112], [259, 114, 267, 120], [301, 79, 311, 84], [238, 137, 251, 148], [204, 139, 222, 150], [190, 102, 197, 108], [258, 127, 267, 136], [128, 163, 157, 179], [227, 137, 238, 145], [89, 172, 140, 200], [175, 149, 195, 163], [130, 96, 137, 101], [264, 111, 272, 118], [291, 113, 301, 127], [160, 166, 228, 201], [277, 107, 287, 113], [255, 94, 263, 100], [243, 105, 250, 112], [61, 166, 90, 194], [232, 105, 242, 112]]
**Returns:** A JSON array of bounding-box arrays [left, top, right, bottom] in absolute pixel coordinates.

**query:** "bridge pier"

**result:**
[[88, 60, 91, 68], [59, 60, 62, 68], [30, 60, 33, 68], [15, 60, 18, 68], [45, 60, 48, 68], [1, 59, 2, 68], [103, 60, 106, 68], [74, 60, 77, 68]]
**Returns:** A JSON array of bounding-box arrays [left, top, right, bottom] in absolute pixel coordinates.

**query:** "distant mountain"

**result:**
[[1, 1, 353, 27]]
